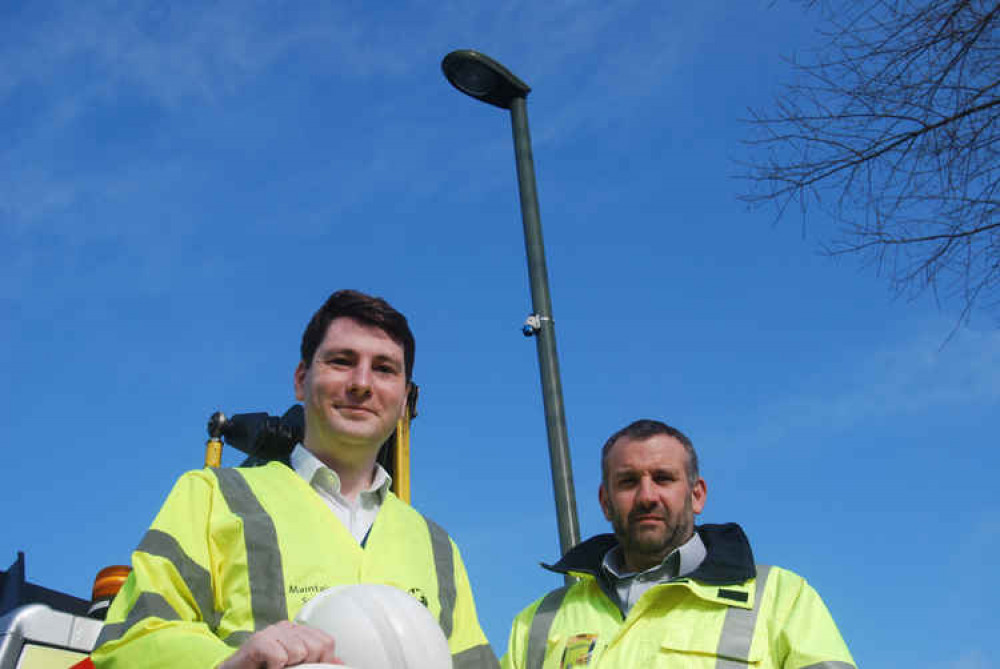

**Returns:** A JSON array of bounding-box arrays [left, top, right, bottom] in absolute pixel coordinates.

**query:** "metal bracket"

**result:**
[[522, 313, 551, 337]]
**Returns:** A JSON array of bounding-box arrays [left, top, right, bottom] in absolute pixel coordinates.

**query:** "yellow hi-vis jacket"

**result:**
[[502, 524, 855, 669], [92, 462, 498, 669]]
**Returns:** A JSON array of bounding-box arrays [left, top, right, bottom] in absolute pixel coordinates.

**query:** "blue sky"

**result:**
[[1, 2, 997, 667]]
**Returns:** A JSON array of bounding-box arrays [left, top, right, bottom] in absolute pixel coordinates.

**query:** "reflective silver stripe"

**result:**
[[526, 586, 570, 669], [223, 629, 253, 648], [137, 529, 219, 630], [453, 643, 501, 669], [715, 565, 771, 668], [425, 516, 457, 639], [214, 468, 288, 631], [800, 663, 856, 669], [94, 591, 179, 647]]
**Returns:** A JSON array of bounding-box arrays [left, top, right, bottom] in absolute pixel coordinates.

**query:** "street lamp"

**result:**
[[442, 49, 581, 557]]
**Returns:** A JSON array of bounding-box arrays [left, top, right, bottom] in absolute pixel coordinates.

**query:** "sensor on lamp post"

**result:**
[[442, 50, 581, 557]]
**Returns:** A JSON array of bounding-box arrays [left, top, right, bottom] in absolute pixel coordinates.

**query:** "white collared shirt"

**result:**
[[601, 531, 708, 614], [290, 444, 392, 545]]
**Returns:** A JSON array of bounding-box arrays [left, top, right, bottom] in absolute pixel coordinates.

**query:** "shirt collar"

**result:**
[[601, 530, 707, 582], [290, 443, 392, 500]]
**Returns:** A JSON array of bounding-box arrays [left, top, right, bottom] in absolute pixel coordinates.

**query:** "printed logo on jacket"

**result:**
[[560, 633, 598, 667]]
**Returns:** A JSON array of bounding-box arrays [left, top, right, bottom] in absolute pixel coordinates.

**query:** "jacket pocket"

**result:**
[[658, 633, 765, 667]]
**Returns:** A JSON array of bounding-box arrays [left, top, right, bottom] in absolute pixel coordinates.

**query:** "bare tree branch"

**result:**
[[741, 0, 1000, 326]]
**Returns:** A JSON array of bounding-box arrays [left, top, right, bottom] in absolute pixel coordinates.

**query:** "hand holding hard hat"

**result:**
[[293, 583, 453, 669], [217, 619, 342, 669]]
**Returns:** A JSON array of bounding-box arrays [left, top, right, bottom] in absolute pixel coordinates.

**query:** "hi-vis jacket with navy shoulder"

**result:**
[[92, 462, 498, 669], [501, 524, 854, 669]]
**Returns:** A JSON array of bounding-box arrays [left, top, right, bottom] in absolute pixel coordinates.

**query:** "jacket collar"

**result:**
[[542, 523, 756, 585]]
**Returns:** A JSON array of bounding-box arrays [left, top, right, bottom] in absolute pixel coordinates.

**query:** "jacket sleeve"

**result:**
[[500, 598, 540, 669], [767, 568, 856, 669], [91, 470, 236, 669], [448, 540, 501, 669]]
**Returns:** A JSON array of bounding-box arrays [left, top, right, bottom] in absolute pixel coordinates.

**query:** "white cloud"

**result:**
[[2, 3, 329, 110], [946, 650, 994, 669], [0, 1, 771, 289], [0, 3, 407, 238], [749, 326, 1000, 445], [0, 0, 657, 228], [0, 1, 646, 111]]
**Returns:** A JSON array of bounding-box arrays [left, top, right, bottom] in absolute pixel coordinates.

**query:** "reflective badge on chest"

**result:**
[[560, 633, 598, 667]]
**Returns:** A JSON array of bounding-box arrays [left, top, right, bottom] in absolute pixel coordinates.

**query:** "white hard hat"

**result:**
[[294, 583, 452, 669]]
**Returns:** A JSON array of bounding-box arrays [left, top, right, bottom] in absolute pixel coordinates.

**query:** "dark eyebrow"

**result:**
[[320, 347, 356, 358]]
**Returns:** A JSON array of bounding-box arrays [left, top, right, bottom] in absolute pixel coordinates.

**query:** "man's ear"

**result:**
[[294, 361, 307, 401], [598, 484, 612, 521], [691, 477, 707, 515], [398, 382, 412, 416]]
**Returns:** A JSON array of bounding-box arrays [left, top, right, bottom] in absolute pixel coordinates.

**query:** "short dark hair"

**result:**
[[601, 419, 699, 486], [300, 289, 415, 382]]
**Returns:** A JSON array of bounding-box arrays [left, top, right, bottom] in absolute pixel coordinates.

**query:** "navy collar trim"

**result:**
[[542, 523, 756, 585]]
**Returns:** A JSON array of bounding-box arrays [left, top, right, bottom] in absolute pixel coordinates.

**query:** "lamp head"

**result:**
[[441, 49, 530, 109]]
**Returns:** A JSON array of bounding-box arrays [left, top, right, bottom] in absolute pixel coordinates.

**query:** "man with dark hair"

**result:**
[[502, 419, 855, 669], [94, 290, 499, 669], [600, 418, 699, 486], [299, 289, 416, 381]]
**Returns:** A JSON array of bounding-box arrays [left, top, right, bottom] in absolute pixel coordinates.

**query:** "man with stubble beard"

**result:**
[[501, 419, 855, 669]]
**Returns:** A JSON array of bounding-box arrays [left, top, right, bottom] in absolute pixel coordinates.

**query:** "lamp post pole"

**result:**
[[442, 50, 580, 557]]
